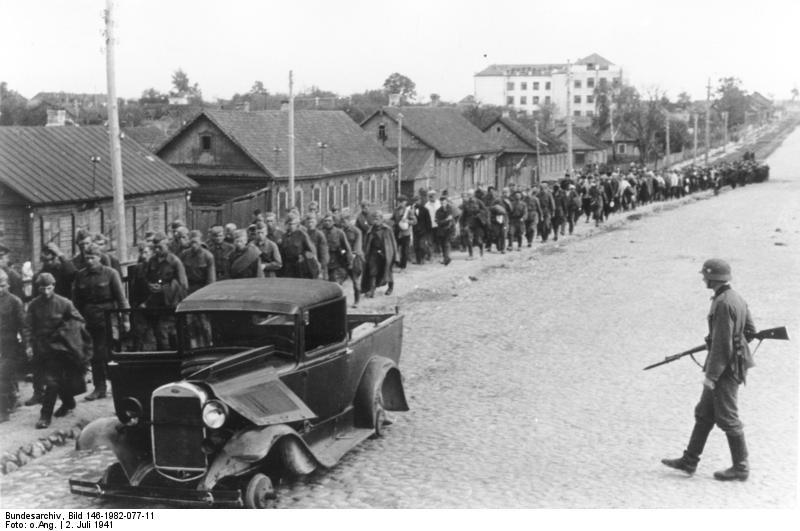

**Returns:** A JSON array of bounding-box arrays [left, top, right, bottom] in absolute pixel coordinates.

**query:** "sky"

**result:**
[[1, 0, 797, 104]]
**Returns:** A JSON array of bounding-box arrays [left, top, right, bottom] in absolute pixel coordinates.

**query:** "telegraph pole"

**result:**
[[693, 113, 698, 163], [534, 120, 542, 184], [104, 0, 127, 262], [288, 71, 295, 210], [566, 60, 573, 175], [722, 111, 729, 152], [664, 111, 670, 167], [397, 113, 403, 203], [705, 78, 711, 167]]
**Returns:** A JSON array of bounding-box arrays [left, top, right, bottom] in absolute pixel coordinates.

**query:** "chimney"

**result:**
[[46, 109, 66, 127]]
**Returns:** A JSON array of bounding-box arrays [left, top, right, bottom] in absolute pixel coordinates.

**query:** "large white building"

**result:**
[[473, 53, 623, 120]]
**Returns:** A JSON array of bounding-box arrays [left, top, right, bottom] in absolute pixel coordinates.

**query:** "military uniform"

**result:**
[[180, 246, 216, 293], [307, 228, 329, 280], [207, 240, 234, 280], [35, 256, 77, 300], [255, 238, 282, 278], [342, 224, 363, 304], [142, 253, 187, 350], [280, 229, 316, 279], [73, 263, 129, 396], [323, 225, 352, 285], [0, 289, 28, 420]]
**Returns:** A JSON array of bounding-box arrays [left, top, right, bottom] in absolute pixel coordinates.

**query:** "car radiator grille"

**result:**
[[152, 396, 206, 470]]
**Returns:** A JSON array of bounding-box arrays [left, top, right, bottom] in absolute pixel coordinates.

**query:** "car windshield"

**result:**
[[180, 311, 296, 356]]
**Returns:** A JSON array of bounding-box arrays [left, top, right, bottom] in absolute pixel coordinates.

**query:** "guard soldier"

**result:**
[[207, 226, 234, 281], [661, 259, 756, 481], [253, 223, 282, 278], [280, 214, 317, 279], [26, 273, 89, 429], [434, 192, 455, 265], [0, 269, 28, 421], [72, 244, 130, 400], [321, 213, 353, 286], [303, 215, 328, 280], [143, 234, 187, 350], [361, 209, 397, 297], [338, 209, 364, 307], [228, 229, 263, 279]]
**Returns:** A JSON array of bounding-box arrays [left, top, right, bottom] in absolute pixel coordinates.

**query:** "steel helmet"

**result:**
[[700, 258, 732, 281]]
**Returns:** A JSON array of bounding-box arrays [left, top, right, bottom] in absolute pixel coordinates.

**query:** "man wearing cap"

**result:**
[[391, 196, 416, 271], [253, 222, 282, 278], [507, 191, 527, 251], [322, 214, 352, 286], [458, 190, 487, 259], [92, 233, 122, 276], [142, 234, 188, 350], [72, 230, 114, 273], [0, 243, 25, 300], [434, 192, 455, 266], [223, 223, 237, 245], [180, 231, 217, 293], [412, 189, 433, 265], [228, 229, 263, 279], [662, 259, 757, 481], [72, 244, 130, 401], [338, 210, 363, 307], [303, 215, 328, 280], [35, 243, 77, 300], [280, 214, 317, 279], [27, 273, 89, 428], [362, 209, 397, 297], [169, 226, 190, 257], [207, 226, 234, 280], [265, 212, 285, 248], [523, 189, 541, 248], [0, 269, 28, 421]]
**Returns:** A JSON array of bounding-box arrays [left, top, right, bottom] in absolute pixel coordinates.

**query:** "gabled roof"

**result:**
[[749, 92, 773, 109], [483, 116, 566, 154], [553, 126, 608, 151], [0, 126, 197, 205], [596, 126, 638, 143], [159, 109, 396, 179], [400, 148, 435, 181], [575, 53, 615, 67], [364, 107, 500, 158]]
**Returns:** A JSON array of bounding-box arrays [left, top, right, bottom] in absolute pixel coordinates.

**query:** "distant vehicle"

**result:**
[[70, 279, 408, 508]]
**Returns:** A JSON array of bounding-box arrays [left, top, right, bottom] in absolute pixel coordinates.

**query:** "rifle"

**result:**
[[643, 326, 789, 371]]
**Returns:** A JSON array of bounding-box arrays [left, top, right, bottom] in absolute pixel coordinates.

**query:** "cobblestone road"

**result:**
[[1, 129, 798, 509]]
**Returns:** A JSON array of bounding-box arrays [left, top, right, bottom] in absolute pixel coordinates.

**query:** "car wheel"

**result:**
[[101, 462, 127, 486], [243, 473, 276, 509]]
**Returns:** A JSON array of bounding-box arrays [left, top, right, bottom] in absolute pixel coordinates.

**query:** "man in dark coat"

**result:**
[[551, 185, 568, 241], [180, 231, 217, 293], [34, 243, 76, 300], [0, 243, 24, 300], [662, 259, 757, 481], [72, 244, 130, 401], [523, 189, 541, 247], [391, 196, 416, 271], [207, 226, 234, 281], [361, 210, 397, 297], [537, 183, 555, 242], [338, 210, 364, 307], [507, 191, 527, 252], [434, 193, 456, 266], [143, 234, 188, 350], [322, 214, 352, 286], [459, 189, 487, 259], [228, 229, 264, 279], [280, 214, 317, 279], [27, 273, 89, 429], [304, 215, 328, 280], [252, 223, 282, 278], [0, 269, 28, 421], [412, 189, 433, 265]]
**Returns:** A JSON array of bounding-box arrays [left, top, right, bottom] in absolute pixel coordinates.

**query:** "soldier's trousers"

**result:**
[[87, 325, 108, 392], [694, 370, 744, 436], [508, 220, 524, 249]]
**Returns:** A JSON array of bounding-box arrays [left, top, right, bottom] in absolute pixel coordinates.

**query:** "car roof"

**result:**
[[175, 279, 345, 315]]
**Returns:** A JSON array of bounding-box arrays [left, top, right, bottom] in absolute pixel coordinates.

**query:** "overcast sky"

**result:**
[[2, 0, 796, 103]]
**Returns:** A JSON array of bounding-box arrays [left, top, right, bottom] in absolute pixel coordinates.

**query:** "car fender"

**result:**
[[202, 424, 329, 490], [354, 357, 409, 428], [76, 417, 148, 481]]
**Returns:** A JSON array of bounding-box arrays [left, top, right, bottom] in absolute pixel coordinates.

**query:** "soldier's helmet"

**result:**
[[700, 258, 732, 281]]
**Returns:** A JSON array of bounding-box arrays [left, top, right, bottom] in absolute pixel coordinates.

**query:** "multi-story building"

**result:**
[[473, 53, 623, 120]]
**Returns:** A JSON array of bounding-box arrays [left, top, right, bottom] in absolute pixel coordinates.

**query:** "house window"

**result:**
[[294, 189, 303, 213], [587, 110, 594, 117], [545, 96, 551, 104], [618, 144, 626, 154], [357, 180, 365, 204], [312, 186, 322, 207], [574, 95, 581, 104], [520, 96, 527, 105], [545, 82, 551, 90], [533, 96, 540, 104], [574, 80, 582, 89], [496, 126, 501, 132], [278, 190, 288, 217], [587, 95, 594, 104], [369, 177, 377, 203], [506, 96, 514, 106], [574, 110, 581, 117], [341, 181, 350, 209], [587, 78, 595, 88], [533, 82, 540, 90], [521, 82, 528, 90], [378, 124, 387, 143], [506, 82, 514, 90], [327, 185, 336, 212], [381, 176, 390, 202], [600, 77, 607, 86], [200, 134, 212, 151]]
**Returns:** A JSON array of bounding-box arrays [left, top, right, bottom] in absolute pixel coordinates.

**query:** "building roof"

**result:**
[[596, 126, 638, 143], [484, 116, 566, 154], [365, 107, 501, 158], [399, 148, 435, 181], [475, 64, 566, 77], [553, 126, 608, 151], [0, 126, 197, 205], [176, 278, 344, 315], [575, 53, 615, 68], [123, 125, 168, 152], [159, 109, 397, 180]]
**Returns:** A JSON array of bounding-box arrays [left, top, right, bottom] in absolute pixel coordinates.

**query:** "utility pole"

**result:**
[[104, 0, 127, 262], [534, 120, 542, 184], [705, 78, 711, 167], [288, 70, 295, 210], [566, 60, 573, 175], [693, 113, 698, 163], [397, 113, 403, 203], [722, 111, 729, 152], [664, 111, 670, 167]]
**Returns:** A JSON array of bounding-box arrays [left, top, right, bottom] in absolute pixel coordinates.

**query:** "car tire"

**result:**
[[243, 473, 276, 509]]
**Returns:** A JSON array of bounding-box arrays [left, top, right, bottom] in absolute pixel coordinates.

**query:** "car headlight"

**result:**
[[202, 400, 228, 429], [119, 397, 142, 426]]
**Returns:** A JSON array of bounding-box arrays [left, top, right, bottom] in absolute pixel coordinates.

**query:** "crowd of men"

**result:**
[[0, 155, 768, 427]]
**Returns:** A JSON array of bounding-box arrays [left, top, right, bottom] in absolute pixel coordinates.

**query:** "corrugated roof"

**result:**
[[160, 109, 397, 180], [0, 126, 197, 205], [484, 117, 566, 154], [368, 107, 501, 158]]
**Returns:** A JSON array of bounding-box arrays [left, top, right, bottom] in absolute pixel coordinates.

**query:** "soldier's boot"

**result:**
[[714, 433, 749, 481], [365, 278, 375, 298], [661, 421, 713, 475], [385, 282, 394, 296]]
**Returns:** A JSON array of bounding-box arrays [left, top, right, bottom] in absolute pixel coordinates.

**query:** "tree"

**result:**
[[250, 80, 267, 96], [383, 73, 416, 104], [170, 68, 202, 103], [460, 103, 504, 130], [715, 77, 748, 129], [676, 91, 692, 109], [341, 89, 388, 123], [0, 82, 30, 125]]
